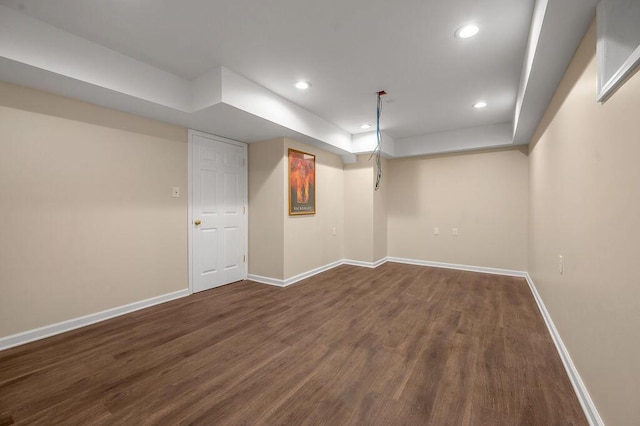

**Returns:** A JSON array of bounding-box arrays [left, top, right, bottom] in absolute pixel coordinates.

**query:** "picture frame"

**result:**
[[288, 148, 316, 215], [596, 0, 640, 102]]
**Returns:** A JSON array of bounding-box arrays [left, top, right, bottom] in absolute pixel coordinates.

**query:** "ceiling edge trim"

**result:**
[[512, 0, 597, 145], [393, 122, 514, 158], [0, 4, 566, 162]]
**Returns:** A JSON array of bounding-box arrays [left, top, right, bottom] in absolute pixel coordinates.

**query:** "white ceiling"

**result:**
[[0, 0, 597, 159]]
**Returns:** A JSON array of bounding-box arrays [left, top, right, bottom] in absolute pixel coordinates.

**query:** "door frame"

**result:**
[[187, 129, 248, 294]]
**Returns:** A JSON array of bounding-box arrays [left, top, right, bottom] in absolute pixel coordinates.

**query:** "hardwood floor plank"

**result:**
[[0, 263, 586, 424]]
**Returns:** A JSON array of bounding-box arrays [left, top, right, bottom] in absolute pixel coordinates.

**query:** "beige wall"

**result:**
[[343, 155, 374, 262], [529, 20, 640, 425], [248, 138, 285, 279], [283, 139, 343, 279], [388, 148, 529, 271], [248, 138, 344, 280], [0, 82, 188, 338], [373, 157, 388, 262], [342, 154, 388, 264]]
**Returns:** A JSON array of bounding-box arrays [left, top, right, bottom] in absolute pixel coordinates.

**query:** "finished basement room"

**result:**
[[1, 0, 639, 424]]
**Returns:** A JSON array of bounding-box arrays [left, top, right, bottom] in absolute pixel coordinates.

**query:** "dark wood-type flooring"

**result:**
[[0, 263, 586, 425]]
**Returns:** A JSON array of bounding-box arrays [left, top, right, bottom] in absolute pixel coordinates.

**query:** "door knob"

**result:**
[[194, 220, 201, 226]]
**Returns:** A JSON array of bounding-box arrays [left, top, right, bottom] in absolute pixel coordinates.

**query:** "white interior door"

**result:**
[[190, 131, 247, 293]]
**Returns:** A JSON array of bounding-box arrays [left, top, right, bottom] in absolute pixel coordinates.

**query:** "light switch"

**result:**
[[433, 227, 439, 235], [452, 228, 458, 236], [172, 187, 180, 198]]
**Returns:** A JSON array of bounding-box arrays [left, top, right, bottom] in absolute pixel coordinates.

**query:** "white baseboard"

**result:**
[[525, 273, 603, 426], [250, 256, 526, 288], [246, 274, 286, 287], [342, 257, 388, 268], [387, 257, 527, 278], [0, 288, 190, 352], [248, 259, 345, 287]]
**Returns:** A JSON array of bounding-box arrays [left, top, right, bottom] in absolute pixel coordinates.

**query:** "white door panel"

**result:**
[[190, 132, 246, 293], [223, 226, 239, 269]]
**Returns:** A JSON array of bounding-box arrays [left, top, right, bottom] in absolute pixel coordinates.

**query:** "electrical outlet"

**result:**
[[558, 255, 564, 274], [452, 228, 458, 237], [433, 227, 439, 235]]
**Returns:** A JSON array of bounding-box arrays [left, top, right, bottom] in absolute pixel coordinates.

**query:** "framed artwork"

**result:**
[[288, 148, 316, 215], [596, 0, 640, 101]]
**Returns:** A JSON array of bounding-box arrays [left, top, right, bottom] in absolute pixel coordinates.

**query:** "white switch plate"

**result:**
[[452, 228, 458, 236], [172, 187, 180, 198], [433, 227, 439, 235], [332, 227, 337, 236]]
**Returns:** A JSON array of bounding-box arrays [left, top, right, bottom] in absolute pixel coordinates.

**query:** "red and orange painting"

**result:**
[[288, 148, 316, 215]]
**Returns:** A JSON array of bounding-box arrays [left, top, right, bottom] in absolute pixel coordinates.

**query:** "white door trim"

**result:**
[[187, 129, 248, 294]]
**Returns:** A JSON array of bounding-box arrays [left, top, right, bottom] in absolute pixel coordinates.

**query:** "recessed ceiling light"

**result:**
[[360, 123, 371, 129], [473, 101, 488, 109], [455, 24, 479, 39], [294, 80, 311, 90]]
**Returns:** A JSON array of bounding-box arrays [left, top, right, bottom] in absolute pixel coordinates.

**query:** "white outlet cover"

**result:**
[[558, 255, 564, 274]]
